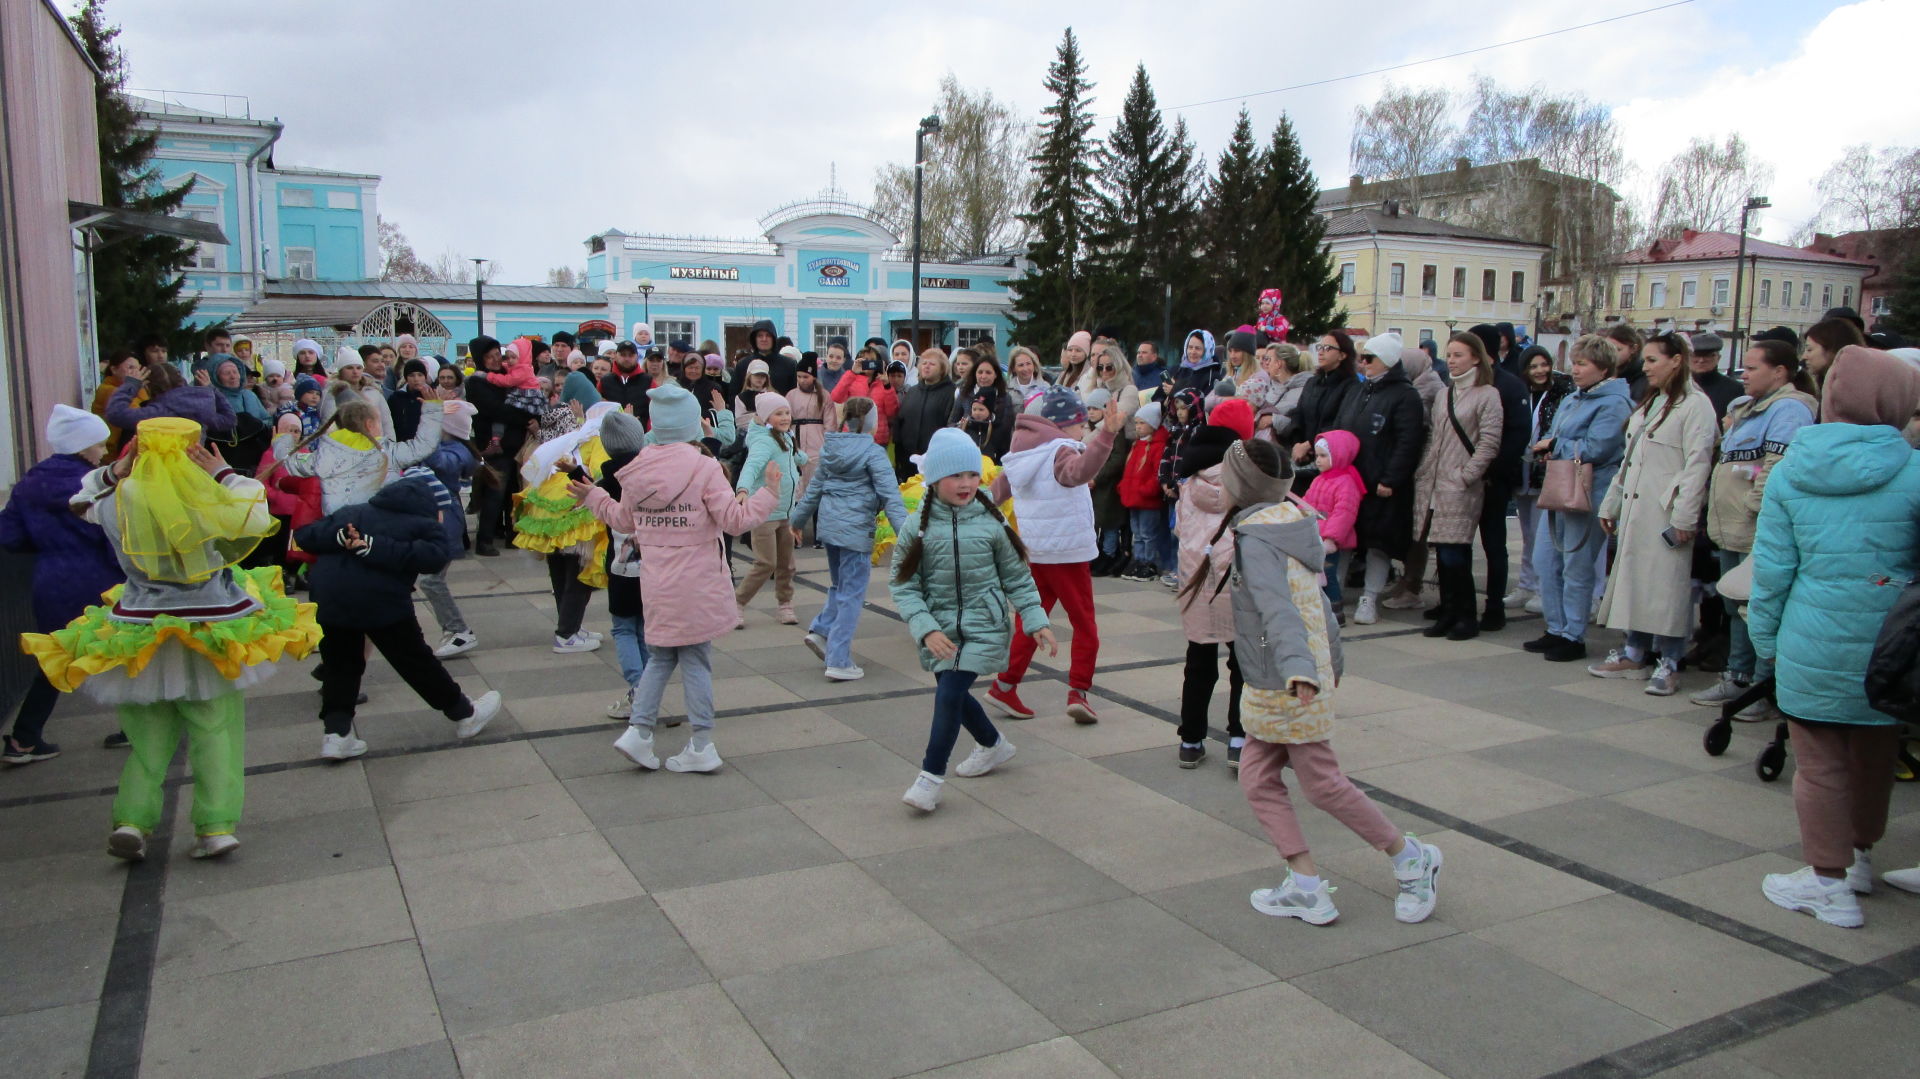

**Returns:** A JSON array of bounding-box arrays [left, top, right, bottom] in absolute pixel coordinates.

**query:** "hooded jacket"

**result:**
[[736, 423, 808, 522], [1232, 501, 1343, 744], [789, 430, 909, 551], [1542, 377, 1633, 509], [731, 319, 796, 395], [106, 377, 236, 437], [295, 477, 450, 630], [271, 402, 445, 513], [1302, 429, 1364, 550], [830, 369, 897, 445], [1749, 423, 1920, 726], [582, 442, 776, 646], [1158, 389, 1208, 492], [0, 453, 124, 630], [1173, 329, 1223, 397], [992, 414, 1115, 564], [1119, 427, 1168, 510], [888, 493, 1050, 675], [1175, 460, 1234, 643], [895, 372, 956, 467], [1705, 386, 1818, 554], [1332, 363, 1427, 558]]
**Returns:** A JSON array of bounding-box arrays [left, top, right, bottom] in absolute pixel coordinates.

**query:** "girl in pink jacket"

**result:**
[[574, 384, 779, 774], [1302, 429, 1365, 617]]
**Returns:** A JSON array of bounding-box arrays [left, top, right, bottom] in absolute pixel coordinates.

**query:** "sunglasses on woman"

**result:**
[[1096, 363, 1115, 372]]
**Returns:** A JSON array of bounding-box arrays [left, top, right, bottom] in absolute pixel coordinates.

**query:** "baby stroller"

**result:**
[[1701, 676, 1790, 781]]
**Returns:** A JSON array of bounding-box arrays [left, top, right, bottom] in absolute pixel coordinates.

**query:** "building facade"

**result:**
[[1802, 230, 1906, 329], [1605, 230, 1873, 340], [1323, 206, 1548, 348], [137, 93, 380, 326], [587, 190, 1017, 357]]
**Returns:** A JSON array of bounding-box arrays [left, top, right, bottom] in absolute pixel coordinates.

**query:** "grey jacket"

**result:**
[[789, 431, 908, 551], [273, 401, 443, 513], [1229, 505, 1343, 691]]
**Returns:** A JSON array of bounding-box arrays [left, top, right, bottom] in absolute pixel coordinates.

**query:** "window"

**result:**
[[1780, 280, 1792, 307], [1389, 263, 1405, 296], [1649, 281, 1667, 307], [1680, 280, 1698, 308], [1619, 283, 1636, 309], [285, 247, 315, 280], [956, 326, 995, 352], [280, 187, 314, 207], [325, 190, 357, 210], [1510, 271, 1526, 303], [1842, 286, 1852, 309], [1759, 280, 1771, 307], [811, 320, 854, 354], [1418, 328, 1435, 346], [1801, 282, 1813, 308], [1481, 269, 1496, 301], [1452, 267, 1466, 298], [1339, 263, 1356, 294], [1871, 295, 1891, 317], [1421, 264, 1437, 297], [1543, 290, 1557, 314], [1821, 284, 1833, 309], [178, 208, 219, 270], [1712, 278, 1730, 306], [653, 317, 696, 347]]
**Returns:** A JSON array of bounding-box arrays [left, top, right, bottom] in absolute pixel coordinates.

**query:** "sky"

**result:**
[[107, 0, 1916, 285]]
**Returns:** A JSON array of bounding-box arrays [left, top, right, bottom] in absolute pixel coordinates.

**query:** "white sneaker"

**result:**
[[606, 688, 634, 719], [902, 771, 944, 812], [320, 732, 368, 760], [802, 631, 827, 660], [1846, 848, 1873, 895], [1645, 658, 1679, 696], [1250, 872, 1339, 925], [1352, 595, 1379, 625], [825, 664, 865, 681], [455, 691, 501, 739], [1882, 862, 1920, 894], [666, 740, 724, 773], [613, 725, 659, 770], [1690, 672, 1750, 706], [735, 603, 747, 629], [1524, 595, 1544, 614], [580, 630, 603, 643], [1393, 837, 1443, 923], [1502, 588, 1536, 609], [954, 738, 1016, 778], [107, 825, 146, 862], [1762, 866, 1863, 928], [433, 632, 478, 658], [553, 633, 601, 654], [1734, 699, 1779, 723], [190, 833, 240, 860], [1587, 649, 1650, 680]]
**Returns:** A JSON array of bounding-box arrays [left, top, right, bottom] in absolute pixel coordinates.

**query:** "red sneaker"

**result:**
[[986, 682, 1035, 720], [1066, 691, 1099, 725]]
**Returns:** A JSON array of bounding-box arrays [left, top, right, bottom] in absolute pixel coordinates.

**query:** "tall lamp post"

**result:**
[[471, 257, 489, 341], [636, 277, 654, 325], [1730, 195, 1769, 369], [910, 114, 942, 350]]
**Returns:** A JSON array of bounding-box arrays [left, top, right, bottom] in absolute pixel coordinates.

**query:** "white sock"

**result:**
[[1229, 736, 1246, 749], [1290, 872, 1323, 892], [690, 733, 712, 752], [1181, 742, 1204, 750], [918, 771, 945, 786], [1391, 839, 1423, 869]]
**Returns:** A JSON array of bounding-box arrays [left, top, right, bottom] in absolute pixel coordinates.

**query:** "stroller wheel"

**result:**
[[1703, 721, 1732, 757], [1756, 742, 1787, 782]]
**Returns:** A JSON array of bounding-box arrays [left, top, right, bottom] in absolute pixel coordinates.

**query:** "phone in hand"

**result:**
[[1660, 526, 1683, 548]]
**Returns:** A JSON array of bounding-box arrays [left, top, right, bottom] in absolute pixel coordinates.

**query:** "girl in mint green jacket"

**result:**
[[734, 394, 808, 623], [890, 428, 1056, 813]]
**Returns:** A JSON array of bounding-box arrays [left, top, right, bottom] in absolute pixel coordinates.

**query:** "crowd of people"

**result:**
[[4, 293, 1919, 931]]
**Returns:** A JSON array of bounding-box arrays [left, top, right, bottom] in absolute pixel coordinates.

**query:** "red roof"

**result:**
[[1620, 229, 1872, 267]]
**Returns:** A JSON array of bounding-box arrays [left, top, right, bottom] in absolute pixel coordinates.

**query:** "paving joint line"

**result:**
[[84, 767, 178, 1079]]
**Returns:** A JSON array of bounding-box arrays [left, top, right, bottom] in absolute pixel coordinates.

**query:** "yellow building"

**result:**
[[1607, 230, 1872, 340], [1324, 204, 1549, 350]]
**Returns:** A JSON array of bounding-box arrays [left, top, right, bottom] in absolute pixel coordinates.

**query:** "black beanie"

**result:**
[[469, 334, 501, 361], [402, 359, 429, 379]]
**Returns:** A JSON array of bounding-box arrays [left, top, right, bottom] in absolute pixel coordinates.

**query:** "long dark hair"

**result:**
[[892, 490, 1027, 583], [1177, 439, 1285, 607], [1642, 330, 1692, 431], [1318, 330, 1358, 377]]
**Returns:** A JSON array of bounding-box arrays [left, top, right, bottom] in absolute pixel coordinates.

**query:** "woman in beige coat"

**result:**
[[1412, 333, 1503, 640], [1589, 330, 1718, 696]]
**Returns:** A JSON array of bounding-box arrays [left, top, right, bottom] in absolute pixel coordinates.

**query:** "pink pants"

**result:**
[[1788, 721, 1899, 872], [1238, 738, 1401, 859]]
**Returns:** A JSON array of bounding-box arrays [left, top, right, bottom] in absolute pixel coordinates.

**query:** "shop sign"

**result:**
[[921, 277, 971, 290], [807, 256, 858, 287], [670, 266, 739, 281]]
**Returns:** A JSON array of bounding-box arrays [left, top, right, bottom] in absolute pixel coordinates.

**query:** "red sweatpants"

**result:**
[[1001, 561, 1099, 691]]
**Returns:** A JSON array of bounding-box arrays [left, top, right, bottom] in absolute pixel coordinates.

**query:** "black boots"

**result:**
[[1424, 562, 1481, 640]]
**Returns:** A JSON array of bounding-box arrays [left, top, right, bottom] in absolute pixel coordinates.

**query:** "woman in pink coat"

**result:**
[[574, 384, 779, 775]]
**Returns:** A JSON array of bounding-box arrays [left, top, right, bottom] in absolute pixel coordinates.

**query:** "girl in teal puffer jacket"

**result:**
[[734, 394, 808, 624], [890, 428, 1057, 813]]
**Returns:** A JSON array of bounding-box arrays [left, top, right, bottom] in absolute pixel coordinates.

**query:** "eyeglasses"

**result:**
[[1315, 344, 1340, 352], [1096, 363, 1115, 372]]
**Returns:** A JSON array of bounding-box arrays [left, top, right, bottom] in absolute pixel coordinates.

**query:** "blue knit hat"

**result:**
[[1026, 383, 1086, 428], [916, 427, 982, 485], [645, 383, 702, 443]]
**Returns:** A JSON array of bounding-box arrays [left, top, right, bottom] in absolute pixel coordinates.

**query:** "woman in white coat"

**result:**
[[1588, 330, 1718, 696]]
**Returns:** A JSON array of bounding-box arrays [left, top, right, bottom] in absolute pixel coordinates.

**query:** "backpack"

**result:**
[[1866, 579, 1920, 722]]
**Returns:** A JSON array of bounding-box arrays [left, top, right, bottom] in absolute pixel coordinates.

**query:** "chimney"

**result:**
[[1383, 199, 1400, 218], [1348, 174, 1364, 202], [1455, 156, 1471, 178]]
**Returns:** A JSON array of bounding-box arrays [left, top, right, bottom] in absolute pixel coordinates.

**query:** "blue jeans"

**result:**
[[809, 545, 870, 669], [1625, 630, 1685, 664], [1323, 550, 1343, 605], [922, 669, 1000, 776], [1129, 508, 1171, 567], [1716, 549, 1769, 680], [1535, 511, 1607, 640], [630, 642, 713, 731], [610, 613, 647, 688]]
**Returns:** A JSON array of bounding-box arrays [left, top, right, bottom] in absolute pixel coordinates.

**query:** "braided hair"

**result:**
[[892, 490, 1027, 583]]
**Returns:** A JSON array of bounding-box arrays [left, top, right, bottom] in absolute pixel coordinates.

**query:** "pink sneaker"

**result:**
[[777, 604, 798, 625]]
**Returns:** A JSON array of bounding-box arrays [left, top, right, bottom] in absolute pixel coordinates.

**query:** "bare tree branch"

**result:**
[[872, 74, 1032, 259]]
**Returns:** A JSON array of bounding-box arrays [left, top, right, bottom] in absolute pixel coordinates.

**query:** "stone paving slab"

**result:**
[[1, 541, 1915, 1078]]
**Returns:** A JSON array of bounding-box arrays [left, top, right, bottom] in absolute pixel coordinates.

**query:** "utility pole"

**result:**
[[1730, 195, 1769, 370], [911, 114, 942, 350]]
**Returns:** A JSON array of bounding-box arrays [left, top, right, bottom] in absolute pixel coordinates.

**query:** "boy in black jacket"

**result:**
[[297, 477, 501, 760]]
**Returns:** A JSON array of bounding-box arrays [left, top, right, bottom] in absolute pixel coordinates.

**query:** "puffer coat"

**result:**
[[889, 494, 1050, 675], [1232, 501, 1344, 744], [1333, 365, 1427, 559], [736, 423, 808, 522], [271, 403, 444, 513], [1750, 423, 1920, 726], [1176, 464, 1234, 643], [1412, 380, 1503, 545], [789, 431, 908, 551], [0, 453, 124, 629]]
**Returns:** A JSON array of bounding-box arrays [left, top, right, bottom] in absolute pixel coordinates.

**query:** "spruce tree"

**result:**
[[1189, 108, 1264, 334], [1256, 113, 1344, 339], [1086, 65, 1200, 350], [71, 0, 201, 357], [1006, 28, 1098, 351]]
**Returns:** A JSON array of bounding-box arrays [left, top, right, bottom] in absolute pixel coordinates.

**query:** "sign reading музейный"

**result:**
[[670, 266, 740, 281]]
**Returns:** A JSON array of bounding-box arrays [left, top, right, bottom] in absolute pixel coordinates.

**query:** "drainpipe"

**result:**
[[244, 121, 283, 301]]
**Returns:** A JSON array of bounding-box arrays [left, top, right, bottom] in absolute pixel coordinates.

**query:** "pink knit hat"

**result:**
[[1824, 345, 1920, 428], [1067, 330, 1092, 354], [754, 392, 791, 423]]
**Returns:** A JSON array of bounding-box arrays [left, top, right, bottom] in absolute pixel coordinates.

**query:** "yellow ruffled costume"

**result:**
[[512, 437, 608, 555], [871, 454, 1014, 566]]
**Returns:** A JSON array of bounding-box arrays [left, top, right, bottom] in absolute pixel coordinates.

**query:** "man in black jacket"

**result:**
[[463, 336, 523, 556], [297, 477, 501, 760], [598, 340, 653, 424], [730, 319, 796, 395]]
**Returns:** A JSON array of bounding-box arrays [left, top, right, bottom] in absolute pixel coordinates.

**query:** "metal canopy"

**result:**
[[68, 201, 228, 246], [228, 298, 452, 338]]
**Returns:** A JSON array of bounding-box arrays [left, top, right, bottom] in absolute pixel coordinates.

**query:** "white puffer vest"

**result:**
[[1000, 437, 1097, 564]]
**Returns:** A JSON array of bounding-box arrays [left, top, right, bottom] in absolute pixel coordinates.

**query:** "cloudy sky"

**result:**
[[110, 0, 1914, 284]]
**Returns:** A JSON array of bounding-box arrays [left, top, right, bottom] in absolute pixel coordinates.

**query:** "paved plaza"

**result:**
[[2, 543, 1917, 1079]]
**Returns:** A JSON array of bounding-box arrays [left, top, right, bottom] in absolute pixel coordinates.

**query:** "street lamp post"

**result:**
[[636, 277, 654, 325], [471, 258, 489, 341], [911, 114, 942, 351], [1730, 195, 1770, 370]]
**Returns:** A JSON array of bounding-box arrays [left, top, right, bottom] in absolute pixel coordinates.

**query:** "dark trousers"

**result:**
[[1476, 482, 1511, 610], [318, 618, 470, 736], [7, 671, 60, 746], [473, 452, 520, 546], [1178, 641, 1245, 744], [547, 553, 593, 639], [921, 670, 1001, 776]]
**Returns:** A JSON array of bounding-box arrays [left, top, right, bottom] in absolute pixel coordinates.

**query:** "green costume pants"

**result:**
[[111, 692, 246, 837]]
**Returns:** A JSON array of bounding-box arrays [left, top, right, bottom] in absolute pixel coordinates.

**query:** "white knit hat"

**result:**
[[1361, 333, 1405, 368], [334, 345, 363, 370], [47, 403, 109, 455]]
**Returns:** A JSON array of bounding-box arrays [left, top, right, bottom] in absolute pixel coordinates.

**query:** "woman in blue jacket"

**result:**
[[1750, 345, 1920, 929]]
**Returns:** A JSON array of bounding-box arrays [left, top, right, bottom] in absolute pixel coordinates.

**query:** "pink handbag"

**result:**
[[1538, 456, 1593, 515]]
